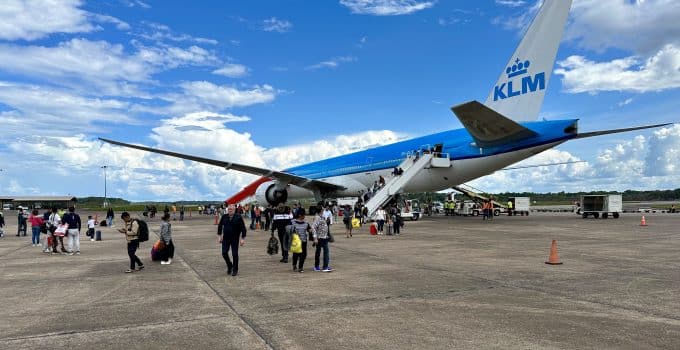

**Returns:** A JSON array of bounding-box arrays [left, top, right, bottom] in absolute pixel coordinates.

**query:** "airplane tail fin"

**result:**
[[484, 0, 572, 122]]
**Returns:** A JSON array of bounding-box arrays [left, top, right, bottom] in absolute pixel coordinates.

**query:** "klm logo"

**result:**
[[493, 58, 545, 101]]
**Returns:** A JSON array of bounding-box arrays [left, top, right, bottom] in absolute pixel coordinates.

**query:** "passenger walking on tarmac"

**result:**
[[49, 207, 67, 254], [119, 212, 144, 273], [0, 211, 5, 237], [343, 205, 353, 238], [312, 207, 333, 272], [291, 212, 311, 273], [87, 215, 95, 241], [28, 209, 44, 247], [217, 204, 247, 276], [106, 207, 114, 227], [271, 204, 293, 263], [62, 206, 82, 255], [375, 207, 387, 235], [17, 208, 27, 236], [159, 213, 174, 265]]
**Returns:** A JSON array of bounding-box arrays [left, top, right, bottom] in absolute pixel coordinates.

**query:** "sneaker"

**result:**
[[76, 251, 80, 255], [298, 269, 304, 273], [293, 267, 298, 272], [137, 265, 145, 271], [68, 252, 74, 256], [313, 267, 321, 272], [90, 239, 94, 242], [125, 269, 133, 273], [167, 258, 172, 264], [322, 267, 334, 272], [161, 261, 170, 265], [231, 270, 238, 276]]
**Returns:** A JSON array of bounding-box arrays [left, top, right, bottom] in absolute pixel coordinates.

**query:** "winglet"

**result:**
[[451, 100, 537, 148]]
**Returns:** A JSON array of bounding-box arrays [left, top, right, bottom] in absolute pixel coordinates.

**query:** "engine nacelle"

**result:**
[[254, 182, 289, 206]]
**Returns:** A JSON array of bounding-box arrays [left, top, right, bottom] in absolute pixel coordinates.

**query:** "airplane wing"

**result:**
[[98, 138, 345, 192], [451, 100, 538, 148], [574, 123, 672, 139]]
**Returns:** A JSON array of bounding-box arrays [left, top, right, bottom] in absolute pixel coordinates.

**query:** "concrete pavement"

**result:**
[[1, 211, 679, 349]]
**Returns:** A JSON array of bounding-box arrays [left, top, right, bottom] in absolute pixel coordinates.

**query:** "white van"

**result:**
[[2, 203, 13, 211]]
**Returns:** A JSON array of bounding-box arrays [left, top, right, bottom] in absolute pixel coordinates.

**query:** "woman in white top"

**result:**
[[375, 207, 387, 235]]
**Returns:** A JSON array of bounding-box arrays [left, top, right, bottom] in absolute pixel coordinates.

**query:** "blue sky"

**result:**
[[0, 0, 679, 201]]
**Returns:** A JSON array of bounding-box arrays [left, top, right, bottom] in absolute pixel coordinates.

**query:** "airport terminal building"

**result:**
[[0, 196, 77, 210]]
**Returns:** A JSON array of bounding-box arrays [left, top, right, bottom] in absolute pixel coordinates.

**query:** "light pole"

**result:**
[[101, 166, 108, 207]]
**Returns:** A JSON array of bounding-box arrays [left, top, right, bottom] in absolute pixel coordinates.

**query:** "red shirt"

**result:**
[[29, 215, 44, 227]]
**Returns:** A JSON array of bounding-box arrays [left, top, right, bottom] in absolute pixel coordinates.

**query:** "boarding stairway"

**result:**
[[451, 184, 507, 209], [364, 152, 450, 219]]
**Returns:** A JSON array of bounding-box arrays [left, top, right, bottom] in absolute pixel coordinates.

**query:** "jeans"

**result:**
[[221, 239, 239, 271], [277, 229, 288, 260], [314, 238, 330, 269], [67, 229, 80, 252], [292, 241, 308, 270], [31, 226, 41, 245], [377, 219, 385, 233], [127, 239, 143, 270], [18, 222, 27, 236], [107, 216, 113, 227]]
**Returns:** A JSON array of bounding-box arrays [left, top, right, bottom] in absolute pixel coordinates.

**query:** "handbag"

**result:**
[[327, 232, 334, 243], [153, 239, 166, 251], [290, 233, 302, 254]]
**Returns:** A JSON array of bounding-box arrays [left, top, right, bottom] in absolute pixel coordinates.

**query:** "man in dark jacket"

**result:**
[[270, 204, 293, 263], [217, 204, 247, 276]]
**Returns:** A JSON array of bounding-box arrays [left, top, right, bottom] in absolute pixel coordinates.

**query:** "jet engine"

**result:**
[[254, 181, 289, 206]]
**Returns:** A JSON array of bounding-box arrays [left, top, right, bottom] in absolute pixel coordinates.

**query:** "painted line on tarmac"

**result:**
[[149, 229, 276, 350]]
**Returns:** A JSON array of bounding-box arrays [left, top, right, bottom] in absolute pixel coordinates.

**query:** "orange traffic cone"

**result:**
[[640, 216, 647, 226], [214, 215, 218, 225], [545, 240, 563, 265]]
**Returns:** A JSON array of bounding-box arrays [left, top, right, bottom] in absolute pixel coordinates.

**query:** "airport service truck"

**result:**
[[579, 194, 622, 219], [508, 197, 530, 216]]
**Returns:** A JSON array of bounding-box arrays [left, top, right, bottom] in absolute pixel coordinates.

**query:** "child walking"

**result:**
[[160, 213, 174, 265]]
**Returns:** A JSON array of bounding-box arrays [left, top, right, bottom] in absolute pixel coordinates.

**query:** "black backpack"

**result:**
[[134, 219, 149, 242], [267, 234, 279, 255]]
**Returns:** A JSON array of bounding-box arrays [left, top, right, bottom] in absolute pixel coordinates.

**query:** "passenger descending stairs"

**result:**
[[364, 153, 449, 219]]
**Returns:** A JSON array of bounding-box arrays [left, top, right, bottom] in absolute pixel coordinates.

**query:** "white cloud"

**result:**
[[566, 0, 680, 54], [91, 14, 130, 30], [0, 39, 219, 95], [491, 1, 541, 32], [469, 125, 680, 193], [139, 22, 218, 45], [0, 0, 94, 41], [0, 0, 133, 41], [495, 0, 526, 7], [618, 98, 634, 107], [213, 63, 249, 78], [339, 0, 435, 16], [554, 44, 680, 93], [172, 81, 276, 111], [0, 82, 135, 139], [121, 0, 151, 8], [262, 17, 292, 33], [306, 56, 357, 70]]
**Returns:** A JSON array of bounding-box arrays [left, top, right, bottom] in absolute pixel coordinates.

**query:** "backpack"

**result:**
[[134, 219, 149, 242], [267, 234, 279, 255]]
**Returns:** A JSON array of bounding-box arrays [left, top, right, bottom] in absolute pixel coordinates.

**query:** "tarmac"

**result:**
[[0, 211, 679, 349]]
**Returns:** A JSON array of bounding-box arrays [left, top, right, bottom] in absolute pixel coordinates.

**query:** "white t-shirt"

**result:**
[[322, 209, 332, 224], [87, 219, 95, 229], [375, 209, 386, 221]]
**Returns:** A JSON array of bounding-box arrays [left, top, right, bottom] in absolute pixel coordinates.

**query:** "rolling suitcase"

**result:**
[[95, 230, 102, 241]]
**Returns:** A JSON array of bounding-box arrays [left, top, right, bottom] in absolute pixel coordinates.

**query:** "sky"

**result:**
[[0, 0, 679, 201]]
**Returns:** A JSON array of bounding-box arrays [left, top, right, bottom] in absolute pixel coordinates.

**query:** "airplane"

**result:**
[[100, 0, 670, 210]]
